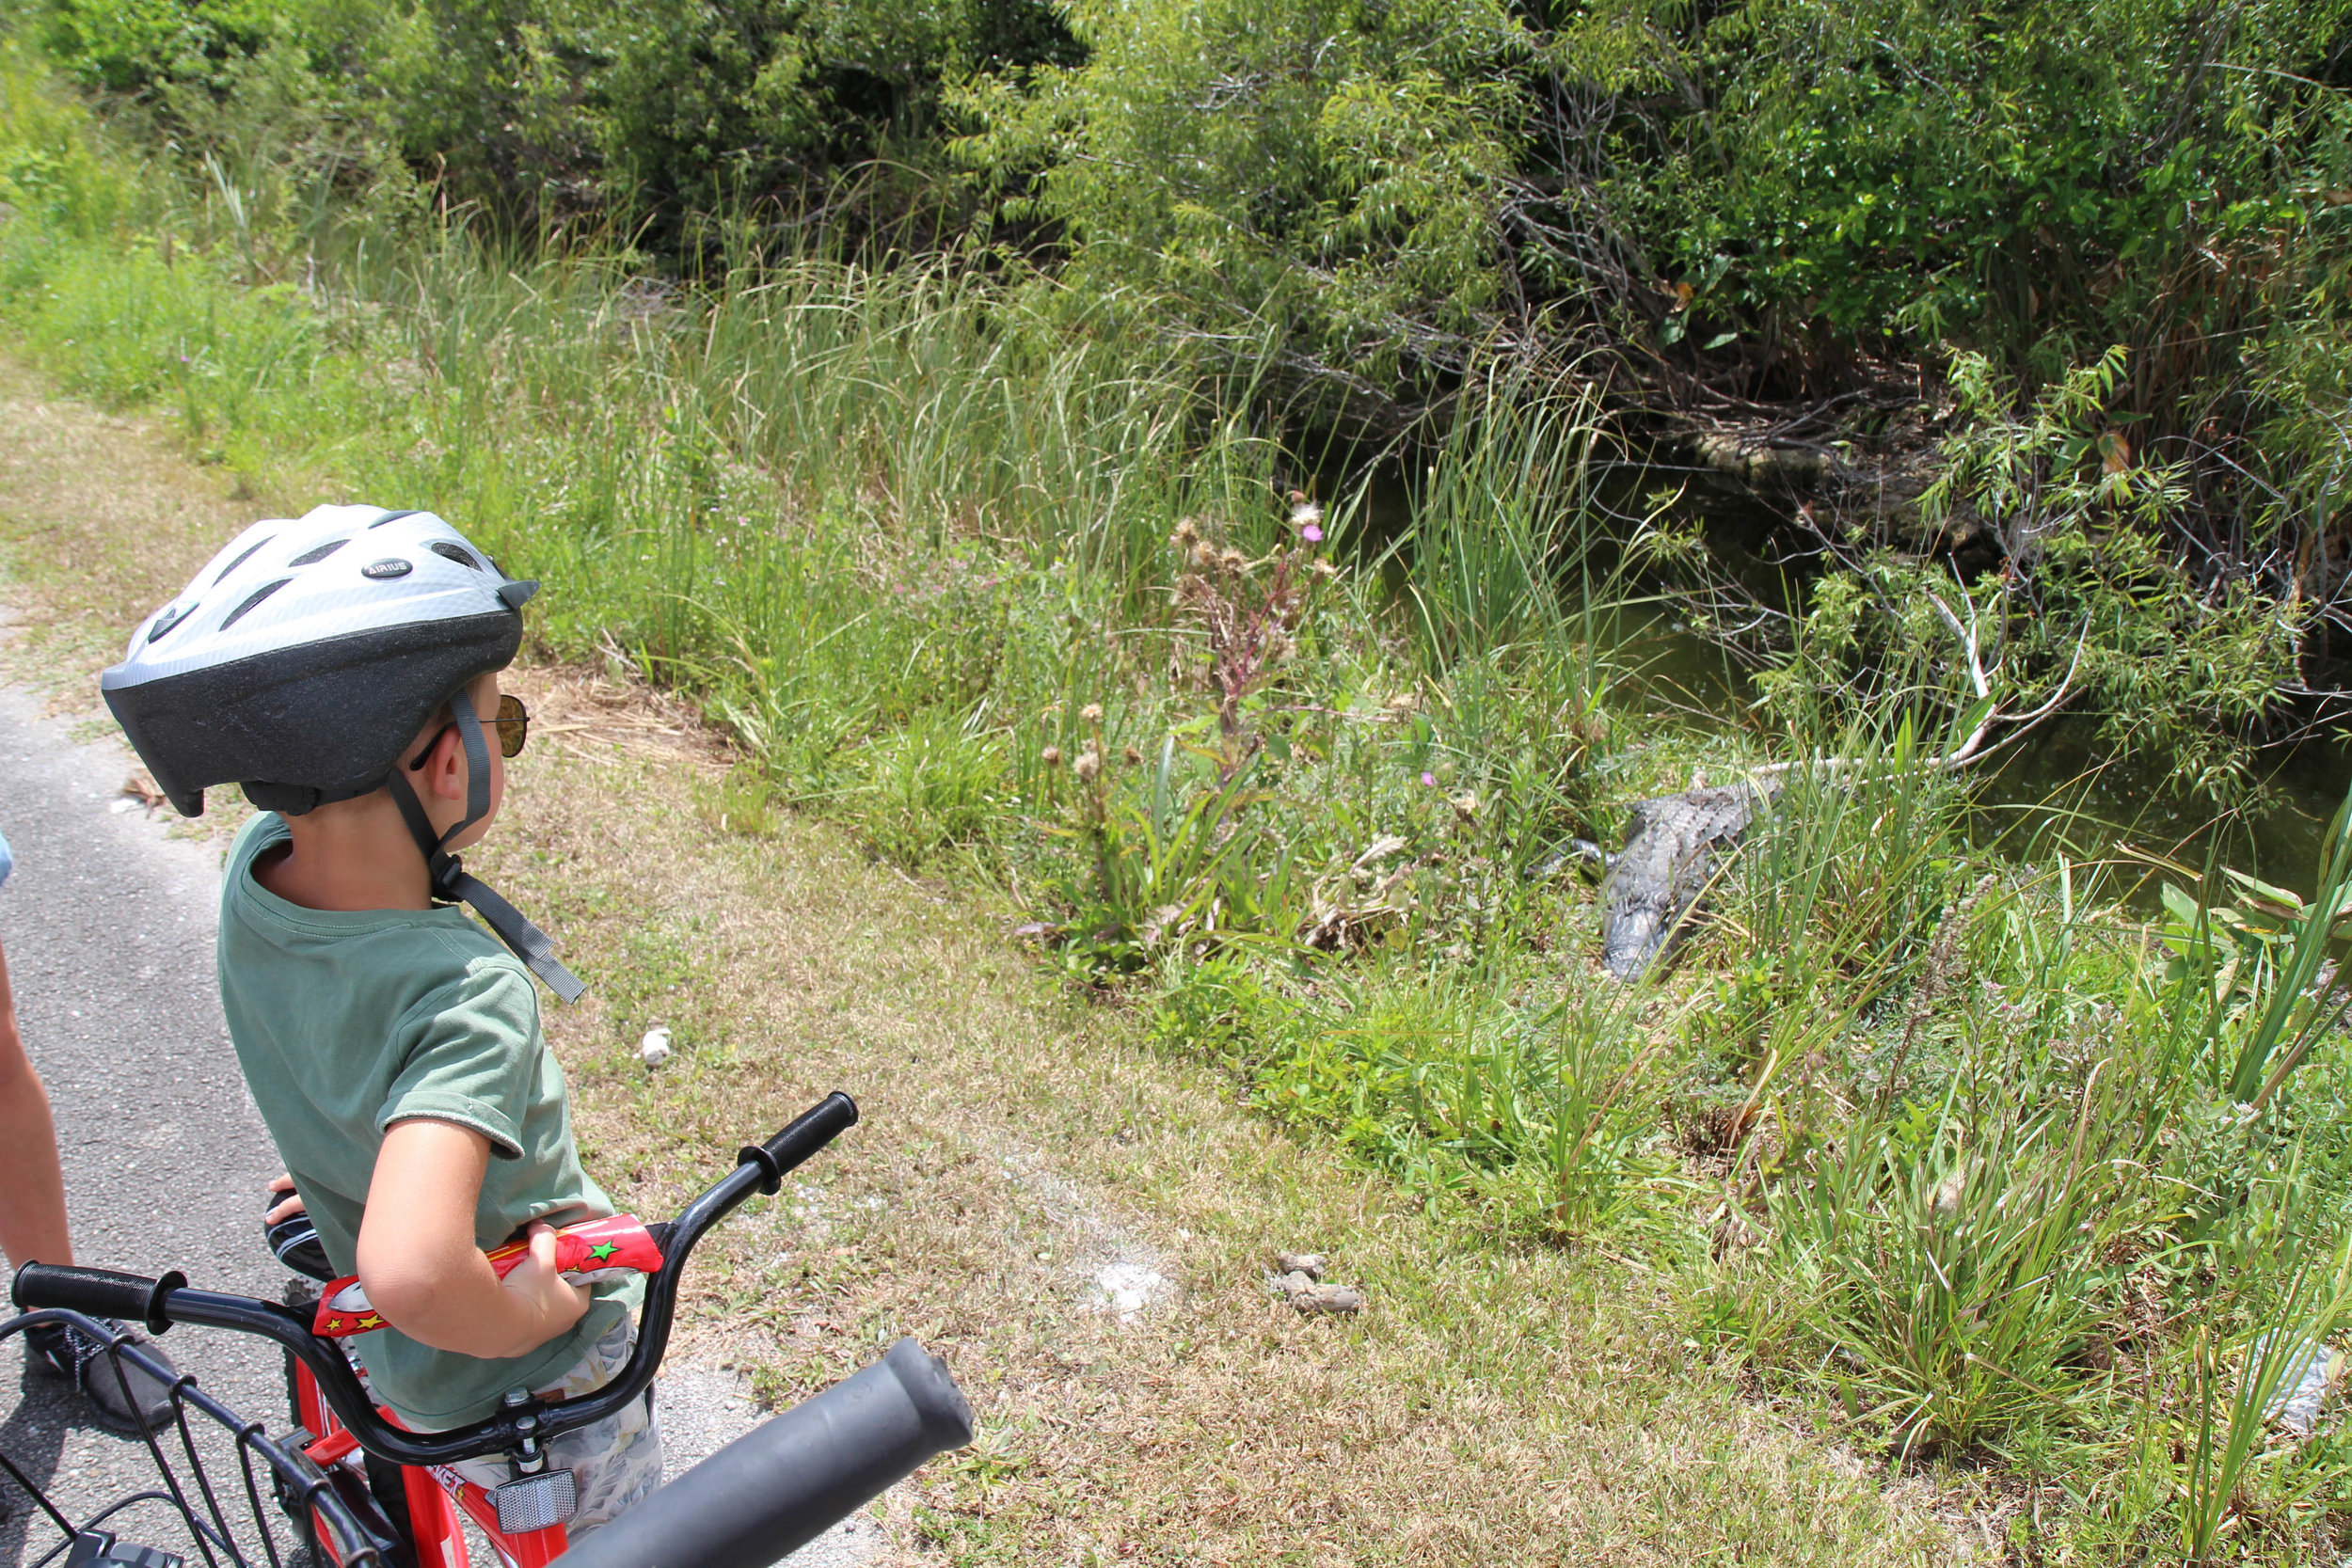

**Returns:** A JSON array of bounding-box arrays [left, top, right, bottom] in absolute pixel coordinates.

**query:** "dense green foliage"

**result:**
[[29, 0, 2348, 384], [1754, 348, 2311, 797], [1592, 0, 2352, 376], [28, 0, 1079, 244]]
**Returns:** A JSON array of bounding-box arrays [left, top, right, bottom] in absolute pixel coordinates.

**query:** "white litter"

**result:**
[[639, 1026, 673, 1067], [1094, 1261, 1165, 1323], [2260, 1334, 2341, 1438]]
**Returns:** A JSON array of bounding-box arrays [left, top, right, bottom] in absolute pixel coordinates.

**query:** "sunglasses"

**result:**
[[409, 693, 531, 770]]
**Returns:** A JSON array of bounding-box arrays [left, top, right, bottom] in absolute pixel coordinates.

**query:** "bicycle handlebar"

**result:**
[[556, 1338, 972, 1568], [4, 1263, 188, 1335], [12, 1092, 863, 1470]]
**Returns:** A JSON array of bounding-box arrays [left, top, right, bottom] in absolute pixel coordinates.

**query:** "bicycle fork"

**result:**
[[292, 1356, 569, 1567]]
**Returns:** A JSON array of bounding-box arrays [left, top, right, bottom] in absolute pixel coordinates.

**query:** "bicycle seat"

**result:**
[[262, 1194, 336, 1283]]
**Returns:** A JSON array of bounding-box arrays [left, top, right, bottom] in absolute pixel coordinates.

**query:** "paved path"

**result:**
[[0, 681, 285, 1566], [0, 682, 878, 1565]]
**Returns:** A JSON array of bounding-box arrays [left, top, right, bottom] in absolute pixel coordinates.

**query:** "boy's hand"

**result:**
[[264, 1171, 305, 1227], [500, 1221, 592, 1343]]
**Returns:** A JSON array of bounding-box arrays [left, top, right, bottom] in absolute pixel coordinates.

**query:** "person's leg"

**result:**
[[1, 932, 182, 1432], [0, 934, 72, 1270], [550, 1382, 661, 1535], [443, 1318, 663, 1536]]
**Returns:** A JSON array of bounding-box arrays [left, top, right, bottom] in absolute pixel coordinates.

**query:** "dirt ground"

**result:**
[[0, 357, 1986, 1566]]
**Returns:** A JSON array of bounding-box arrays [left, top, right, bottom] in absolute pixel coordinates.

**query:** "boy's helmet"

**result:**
[[102, 504, 536, 817], [102, 504, 583, 1002]]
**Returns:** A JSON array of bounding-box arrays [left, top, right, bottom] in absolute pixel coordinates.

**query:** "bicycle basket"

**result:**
[[3, 1309, 389, 1568]]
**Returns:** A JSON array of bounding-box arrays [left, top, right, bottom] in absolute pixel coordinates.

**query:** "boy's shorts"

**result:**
[[445, 1317, 663, 1536]]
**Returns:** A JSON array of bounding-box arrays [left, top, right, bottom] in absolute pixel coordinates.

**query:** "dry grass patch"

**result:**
[[0, 357, 1974, 1565], [0, 358, 252, 689]]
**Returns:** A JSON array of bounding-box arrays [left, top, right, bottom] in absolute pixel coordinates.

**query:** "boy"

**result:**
[[102, 505, 658, 1531]]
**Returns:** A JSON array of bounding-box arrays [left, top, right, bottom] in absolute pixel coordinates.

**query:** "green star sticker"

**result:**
[[589, 1242, 618, 1260]]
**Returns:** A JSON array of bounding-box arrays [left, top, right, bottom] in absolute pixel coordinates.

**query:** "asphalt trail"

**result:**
[[0, 683, 878, 1565]]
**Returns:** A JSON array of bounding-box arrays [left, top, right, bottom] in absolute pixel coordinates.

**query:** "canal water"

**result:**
[[1344, 450, 2352, 902], [1631, 482, 2352, 902]]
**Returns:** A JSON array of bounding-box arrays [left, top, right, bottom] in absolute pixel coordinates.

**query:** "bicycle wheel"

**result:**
[[3, 1307, 392, 1567]]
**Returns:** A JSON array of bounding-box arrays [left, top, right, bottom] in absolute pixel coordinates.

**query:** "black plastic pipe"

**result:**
[[557, 1338, 975, 1568]]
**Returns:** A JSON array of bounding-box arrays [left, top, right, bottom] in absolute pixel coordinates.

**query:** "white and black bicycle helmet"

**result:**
[[102, 504, 584, 1001]]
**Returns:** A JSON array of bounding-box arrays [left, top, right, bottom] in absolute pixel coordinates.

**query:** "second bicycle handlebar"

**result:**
[[12, 1091, 862, 1469]]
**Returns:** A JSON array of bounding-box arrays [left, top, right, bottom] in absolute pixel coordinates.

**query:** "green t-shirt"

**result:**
[[217, 814, 633, 1427]]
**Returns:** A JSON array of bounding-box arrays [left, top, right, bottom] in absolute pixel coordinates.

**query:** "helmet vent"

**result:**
[[145, 604, 191, 643], [219, 578, 293, 631], [287, 538, 349, 567], [369, 509, 423, 530], [212, 535, 277, 585], [430, 542, 484, 570]]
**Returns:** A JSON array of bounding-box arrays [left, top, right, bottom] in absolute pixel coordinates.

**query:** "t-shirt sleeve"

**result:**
[[379, 958, 542, 1159]]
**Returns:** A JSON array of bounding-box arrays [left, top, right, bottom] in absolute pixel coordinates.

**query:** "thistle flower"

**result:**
[[1290, 499, 1325, 544], [1310, 559, 1339, 579], [1042, 746, 1064, 768], [1122, 744, 1142, 765], [1073, 750, 1102, 783], [1218, 546, 1246, 573], [1421, 770, 1437, 787], [1171, 517, 1200, 546], [1080, 703, 1104, 723]]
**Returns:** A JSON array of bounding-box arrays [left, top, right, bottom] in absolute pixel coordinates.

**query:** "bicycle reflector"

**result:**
[[489, 1468, 579, 1534]]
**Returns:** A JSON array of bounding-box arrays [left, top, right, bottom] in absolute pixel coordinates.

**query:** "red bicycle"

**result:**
[[10, 1093, 974, 1568]]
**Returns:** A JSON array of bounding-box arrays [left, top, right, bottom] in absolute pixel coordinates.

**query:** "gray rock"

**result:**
[[1288, 1284, 1363, 1315]]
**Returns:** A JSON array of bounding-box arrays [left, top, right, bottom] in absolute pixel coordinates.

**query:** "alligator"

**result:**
[[1598, 782, 1778, 979]]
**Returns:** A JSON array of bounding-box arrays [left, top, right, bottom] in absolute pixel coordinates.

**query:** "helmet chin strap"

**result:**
[[386, 688, 586, 1003]]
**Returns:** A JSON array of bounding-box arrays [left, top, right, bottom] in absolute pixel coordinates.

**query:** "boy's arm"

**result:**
[[356, 1118, 591, 1361]]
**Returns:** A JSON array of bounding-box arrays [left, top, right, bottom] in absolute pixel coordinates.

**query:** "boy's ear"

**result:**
[[422, 726, 469, 800]]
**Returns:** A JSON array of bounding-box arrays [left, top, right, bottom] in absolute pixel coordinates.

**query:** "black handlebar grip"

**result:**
[[12, 1262, 186, 1335], [738, 1091, 859, 1196], [557, 1338, 972, 1568]]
